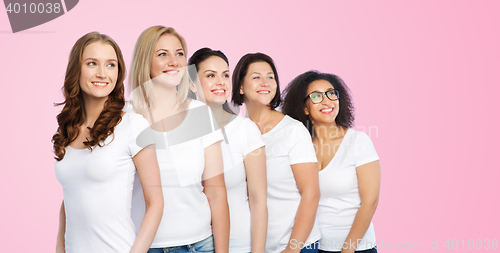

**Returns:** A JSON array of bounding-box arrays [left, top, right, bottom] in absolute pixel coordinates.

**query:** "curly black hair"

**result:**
[[231, 53, 282, 110], [282, 70, 355, 135]]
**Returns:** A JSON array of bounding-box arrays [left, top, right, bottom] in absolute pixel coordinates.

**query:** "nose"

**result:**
[[322, 94, 333, 105], [96, 66, 105, 78], [167, 56, 179, 67], [259, 79, 270, 87], [215, 75, 225, 86]]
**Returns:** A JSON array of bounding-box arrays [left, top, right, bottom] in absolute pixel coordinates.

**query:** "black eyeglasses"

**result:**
[[305, 89, 339, 104]]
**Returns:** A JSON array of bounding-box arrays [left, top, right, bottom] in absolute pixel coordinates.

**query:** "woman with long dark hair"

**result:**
[[188, 48, 268, 253], [53, 32, 164, 253]]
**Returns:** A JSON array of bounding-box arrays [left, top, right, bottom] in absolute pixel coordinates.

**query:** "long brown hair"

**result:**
[[52, 32, 126, 161]]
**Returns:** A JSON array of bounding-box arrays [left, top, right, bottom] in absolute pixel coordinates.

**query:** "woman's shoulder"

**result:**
[[237, 116, 262, 136], [347, 129, 372, 141], [282, 115, 310, 135], [121, 111, 150, 130], [344, 129, 377, 152], [188, 99, 208, 109]]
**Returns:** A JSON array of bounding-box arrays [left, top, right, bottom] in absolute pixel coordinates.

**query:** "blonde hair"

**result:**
[[129, 25, 190, 116]]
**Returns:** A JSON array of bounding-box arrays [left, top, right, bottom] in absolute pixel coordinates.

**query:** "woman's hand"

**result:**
[[342, 160, 381, 252], [129, 146, 164, 253], [244, 147, 268, 253], [203, 141, 230, 253], [284, 162, 321, 253], [56, 200, 65, 253]]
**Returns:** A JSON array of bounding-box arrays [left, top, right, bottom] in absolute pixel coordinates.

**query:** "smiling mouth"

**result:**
[[257, 91, 270, 94], [163, 70, 179, 75], [211, 89, 226, 95], [320, 107, 334, 113], [92, 81, 108, 87]]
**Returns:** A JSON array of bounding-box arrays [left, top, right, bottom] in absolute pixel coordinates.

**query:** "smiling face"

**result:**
[[304, 79, 340, 126], [240, 61, 277, 106], [195, 56, 230, 105], [150, 34, 186, 87], [79, 41, 118, 101]]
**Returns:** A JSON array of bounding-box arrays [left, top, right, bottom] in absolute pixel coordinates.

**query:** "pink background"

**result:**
[[1, 0, 499, 251]]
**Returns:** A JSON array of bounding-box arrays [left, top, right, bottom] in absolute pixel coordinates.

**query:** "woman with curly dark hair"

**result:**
[[232, 53, 321, 253], [282, 71, 381, 253], [53, 32, 163, 253]]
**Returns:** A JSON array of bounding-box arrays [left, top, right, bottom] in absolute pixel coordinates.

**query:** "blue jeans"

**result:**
[[148, 235, 215, 253], [300, 241, 319, 253]]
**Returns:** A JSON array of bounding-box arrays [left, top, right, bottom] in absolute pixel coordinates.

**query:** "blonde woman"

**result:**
[[129, 26, 230, 253]]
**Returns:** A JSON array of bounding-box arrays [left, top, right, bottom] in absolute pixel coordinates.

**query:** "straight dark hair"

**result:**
[[231, 53, 282, 110], [187, 47, 234, 114]]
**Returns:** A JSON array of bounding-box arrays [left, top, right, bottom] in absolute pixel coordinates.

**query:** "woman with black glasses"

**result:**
[[283, 71, 381, 253]]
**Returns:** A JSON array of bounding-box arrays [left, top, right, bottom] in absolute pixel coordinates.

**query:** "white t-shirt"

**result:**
[[221, 116, 265, 253], [131, 100, 224, 247], [55, 112, 153, 253], [262, 115, 321, 253], [317, 129, 379, 251]]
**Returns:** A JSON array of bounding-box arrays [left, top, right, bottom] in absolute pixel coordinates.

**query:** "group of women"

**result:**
[[53, 25, 381, 253]]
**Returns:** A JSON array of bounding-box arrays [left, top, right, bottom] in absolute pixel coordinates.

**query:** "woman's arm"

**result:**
[[283, 162, 321, 253], [56, 200, 65, 253], [341, 160, 381, 253], [244, 147, 268, 253], [203, 141, 230, 253], [129, 146, 164, 253]]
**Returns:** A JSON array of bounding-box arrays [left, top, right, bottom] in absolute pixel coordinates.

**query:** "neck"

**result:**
[[245, 100, 273, 125], [150, 83, 179, 120], [312, 121, 347, 140], [207, 102, 233, 128], [83, 96, 108, 128]]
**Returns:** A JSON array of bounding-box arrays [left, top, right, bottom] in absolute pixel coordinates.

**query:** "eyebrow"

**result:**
[[311, 88, 335, 93], [83, 58, 117, 62], [156, 48, 184, 53], [204, 69, 229, 73], [251, 71, 274, 75]]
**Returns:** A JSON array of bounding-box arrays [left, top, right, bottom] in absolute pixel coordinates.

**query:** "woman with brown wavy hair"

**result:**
[[53, 32, 164, 253], [129, 26, 229, 253]]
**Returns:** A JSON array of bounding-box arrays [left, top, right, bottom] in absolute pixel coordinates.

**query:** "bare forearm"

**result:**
[[250, 200, 268, 253], [285, 193, 320, 253], [342, 203, 378, 253], [56, 201, 66, 253], [208, 190, 230, 253], [129, 201, 163, 253]]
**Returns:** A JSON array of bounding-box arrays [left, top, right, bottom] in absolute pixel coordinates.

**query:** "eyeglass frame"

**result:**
[[304, 89, 340, 104]]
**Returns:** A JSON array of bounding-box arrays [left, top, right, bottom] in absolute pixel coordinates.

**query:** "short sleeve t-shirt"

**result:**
[[131, 100, 224, 248], [221, 116, 265, 253], [317, 129, 379, 251], [55, 112, 153, 253], [262, 115, 321, 253]]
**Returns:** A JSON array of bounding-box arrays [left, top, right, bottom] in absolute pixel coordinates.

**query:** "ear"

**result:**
[[304, 106, 310, 115], [189, 82, 197, 93], [239, 87, 244, 95]]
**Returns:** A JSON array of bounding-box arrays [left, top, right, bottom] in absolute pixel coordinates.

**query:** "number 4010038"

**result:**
[[6, 3, 62, 14]]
